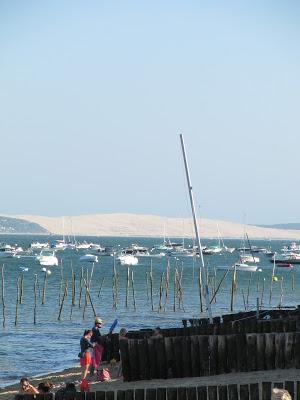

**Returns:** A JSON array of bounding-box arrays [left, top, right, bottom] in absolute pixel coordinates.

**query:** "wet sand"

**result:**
[[1, 363, 299, 400]]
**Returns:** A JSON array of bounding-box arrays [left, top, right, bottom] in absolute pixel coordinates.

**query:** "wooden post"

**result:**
[[59, 260, 64, 306], [279, 277, 284, 308], [1, 265, 5, 327], [269, 259, 276, 306], [230, 265, 237, 312], [212, 267, 217, 303], [158, 273, 164, 313], [260, 278, 265, 308], [164, 259, 170, 311], [58, 280, 68, 321], [241, 289, 247, 311], [210, 268, 230, 304], [89, 262, 95, 288], [198, 267, 203, 313], [82, 278, 97, 317], [125, 267, 130, 308], [246, 272, 253, 310], [15, 276, 20, 326], [34, 274, 38, 324], [42, 270, 48, 305], [97, 276, 105, 298], [83, 270, 89, 318], [178, 267, 185, 311], [71, 270, 76, 306], [19, 273, 24, 304], [79, 266, 84, 307], [150, 263, 154, 311], [173, 267, 177, 312], [146, 272, 149, 300], [256, 273, 260, 292], [131, 270, 136, 311]]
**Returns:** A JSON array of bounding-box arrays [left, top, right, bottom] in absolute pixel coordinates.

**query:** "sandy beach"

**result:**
[[1, 362, 300, 400], [15, 213, 300, 239]]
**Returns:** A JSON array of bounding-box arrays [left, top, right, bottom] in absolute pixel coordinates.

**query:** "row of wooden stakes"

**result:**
[[119, 332, 300, 382], [14, 380, 300, 400]]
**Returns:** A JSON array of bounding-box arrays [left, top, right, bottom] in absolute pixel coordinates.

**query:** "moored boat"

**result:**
[[276, 262, 293, 268], [117, 254, 138, 266], [36, 250, 58, 266], [270, 253, 300, 264], [79, 254, 98, 263]]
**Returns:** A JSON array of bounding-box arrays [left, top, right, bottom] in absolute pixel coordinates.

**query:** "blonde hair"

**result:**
[[272, 388, 292, 400]]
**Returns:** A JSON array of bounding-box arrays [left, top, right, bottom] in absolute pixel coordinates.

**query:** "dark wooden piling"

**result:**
[[15, 276, 20, 325], [33, 274, 38, 324], [230, 265, 237, 312], [19, 272, 24, 304], [129, 270, 135, 311], [58, 280, 68, 321], [198, 267, 203, 313], [150, 263, 154, 311], [1, 265, 5, 327], [42, 270, 48, 305], [125, 267, 130, 308]]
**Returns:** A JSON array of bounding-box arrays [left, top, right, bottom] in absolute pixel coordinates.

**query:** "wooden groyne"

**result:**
[[120, 332, 300, 381], [102, 308, 300, 363], [14, 380, 300, 400]]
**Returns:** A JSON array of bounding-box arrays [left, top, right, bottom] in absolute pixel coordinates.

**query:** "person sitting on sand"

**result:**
[[55, 382, 77, 400], [19, 377, 39, 394], [79, 329, 94, 391], [150, 326, 163, 339], [38, 381, 54, 393], [272, 388, 292, 400]]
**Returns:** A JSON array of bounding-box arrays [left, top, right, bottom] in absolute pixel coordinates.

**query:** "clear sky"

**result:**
[[0, 1, 299, 224]]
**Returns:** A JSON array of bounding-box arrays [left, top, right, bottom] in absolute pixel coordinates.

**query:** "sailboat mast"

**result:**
[[179, 134, 213, 322]]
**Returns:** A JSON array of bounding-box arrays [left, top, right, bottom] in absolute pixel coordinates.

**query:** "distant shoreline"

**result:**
[[0, 232, 298, 240]]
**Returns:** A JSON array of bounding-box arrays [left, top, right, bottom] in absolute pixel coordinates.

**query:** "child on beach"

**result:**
[[79, 329, 94, 391], [19, 378, 39, 394]]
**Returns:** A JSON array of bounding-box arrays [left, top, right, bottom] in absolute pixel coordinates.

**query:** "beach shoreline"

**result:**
[[1, 363, 300, 400]]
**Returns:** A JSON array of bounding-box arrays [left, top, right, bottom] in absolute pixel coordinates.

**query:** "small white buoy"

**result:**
[[258, 268, 262, 272], [47, 270, 51, 275], [42, 267, 47, 272]]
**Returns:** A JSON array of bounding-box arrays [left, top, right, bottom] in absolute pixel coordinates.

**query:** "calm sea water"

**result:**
[[0, 235, 298, 388]]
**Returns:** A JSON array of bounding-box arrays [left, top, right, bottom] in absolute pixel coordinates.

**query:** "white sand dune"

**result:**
[[13, 213, 300, 239]]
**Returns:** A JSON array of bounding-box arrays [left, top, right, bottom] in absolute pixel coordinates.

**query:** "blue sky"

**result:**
[[0, 1, 299, 224]]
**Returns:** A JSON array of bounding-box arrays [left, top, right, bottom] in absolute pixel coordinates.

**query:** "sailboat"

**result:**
[[202, 224, 223, 254], [239, 232, 260, 263], [152, 221, 172, 251]]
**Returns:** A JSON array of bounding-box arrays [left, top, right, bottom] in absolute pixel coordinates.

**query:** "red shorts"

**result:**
[[80, 351, 92, 366]]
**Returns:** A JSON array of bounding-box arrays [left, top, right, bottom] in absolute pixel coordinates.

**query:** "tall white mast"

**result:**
[[179, 134, 213, 322]]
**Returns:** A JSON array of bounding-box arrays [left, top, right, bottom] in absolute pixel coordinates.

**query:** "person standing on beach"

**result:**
[[79, 329, 94, 391], [91, 317, 105, 373]]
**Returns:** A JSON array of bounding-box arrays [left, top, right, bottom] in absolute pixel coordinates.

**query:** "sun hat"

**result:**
[[95, 317, 103, 324]]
